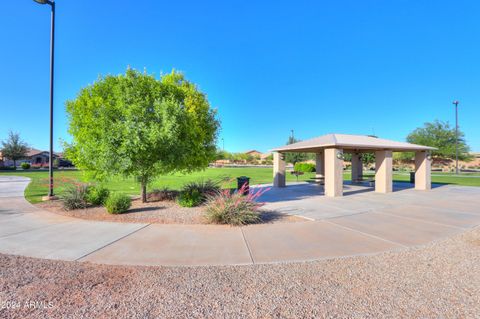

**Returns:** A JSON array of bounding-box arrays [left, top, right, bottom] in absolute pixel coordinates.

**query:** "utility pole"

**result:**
[[453, 100, 460, 174]]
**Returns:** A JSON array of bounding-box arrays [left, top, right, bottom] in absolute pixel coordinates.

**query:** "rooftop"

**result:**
[[271, 133, 437, 153]]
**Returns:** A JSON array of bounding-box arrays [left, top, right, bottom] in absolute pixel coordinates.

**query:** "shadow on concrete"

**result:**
[[258, 211, 291, 223], [256, 183, 324, 203], [256, 181, 448, 203], [125, 206, 166, 214]]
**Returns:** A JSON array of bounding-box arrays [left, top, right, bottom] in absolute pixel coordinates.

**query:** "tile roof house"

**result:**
[[0, 148, 62, 167]]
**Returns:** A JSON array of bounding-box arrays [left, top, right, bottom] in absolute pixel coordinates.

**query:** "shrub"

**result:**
[[105, 193, 131, 214], [148, 187, 178, 202], [294, 162, 316, 173], [177, 179, 221, 207], [61, 184, 89, 210], [204, 184, 270, 226], [86, 185, 110, 205], [21, 162, 31, 169], [177, 189, 202, 207], [182, 180, 220, 198]]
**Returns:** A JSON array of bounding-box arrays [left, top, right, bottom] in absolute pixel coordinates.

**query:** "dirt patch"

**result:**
[[35, 200, 304, 225]]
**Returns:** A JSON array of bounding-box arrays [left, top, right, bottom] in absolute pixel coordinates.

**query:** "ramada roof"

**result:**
[[271, 133, 437, 153]]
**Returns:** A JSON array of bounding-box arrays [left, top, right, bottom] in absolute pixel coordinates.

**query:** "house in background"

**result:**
[[244, 150, 263, 158], [0, 148, 71, 168], [245, 150, 272, 160]]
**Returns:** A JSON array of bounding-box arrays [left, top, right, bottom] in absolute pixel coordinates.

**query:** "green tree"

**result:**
[[361, 153, 375, 165], [215, 149, 230, 160], [284, 136, 308, 165], [1, 131, 29, 168], [343, 153, 375, 165], [407, 120, 471, 160], [65, 69, 219, 202]]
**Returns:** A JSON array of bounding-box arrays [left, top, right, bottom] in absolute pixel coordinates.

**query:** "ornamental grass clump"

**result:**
[[205, 184, 270, 226], [61, 184, 89, 210], [177, 179, 221, 207]]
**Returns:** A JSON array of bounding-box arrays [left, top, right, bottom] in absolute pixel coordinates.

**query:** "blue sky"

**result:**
[[1, 0, 479, 152]]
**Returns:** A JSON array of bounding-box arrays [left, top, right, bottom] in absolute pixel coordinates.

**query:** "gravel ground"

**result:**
[[36, 200, 302, 225], [1, 227, 479, 318]]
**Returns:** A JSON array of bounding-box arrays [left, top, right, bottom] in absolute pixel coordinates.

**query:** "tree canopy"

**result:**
[[1, 131, 29, 168], [65, 69, 219, 202], [406, 120, 470, 160]]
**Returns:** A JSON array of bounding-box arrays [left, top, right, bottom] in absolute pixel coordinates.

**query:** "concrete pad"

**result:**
[[412, 200, 480, 215], [0, 177, 30, 198], [81, 224, 253, 266], [0, 198, 60, 216], [0, 213, 71, 238], [385, 205, 480, 228], [242, 221, 402, 263], [0, 220, 146, 260], [329, 212, 461, 246]]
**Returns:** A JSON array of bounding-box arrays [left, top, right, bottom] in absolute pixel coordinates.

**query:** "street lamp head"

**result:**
[[452, 100, 460, 106], [33, 0, 53, 5]]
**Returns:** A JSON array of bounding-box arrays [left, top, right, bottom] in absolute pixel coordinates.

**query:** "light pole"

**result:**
[[452, 100, 459, 175], [222, 138, 225, 151], [34, 0, 55, 198]]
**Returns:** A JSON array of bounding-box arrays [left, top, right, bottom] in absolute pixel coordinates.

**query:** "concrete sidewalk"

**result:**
[[0, 176, 479, 266]]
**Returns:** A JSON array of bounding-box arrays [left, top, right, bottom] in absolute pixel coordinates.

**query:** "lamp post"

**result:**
[[34, 0, 55, 198], [452, 100, 459, 175]]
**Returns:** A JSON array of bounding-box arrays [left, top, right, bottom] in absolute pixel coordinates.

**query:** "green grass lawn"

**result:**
[[1, 168, 479, 204]]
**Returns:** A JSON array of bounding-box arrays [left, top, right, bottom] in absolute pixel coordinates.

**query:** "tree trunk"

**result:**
[[13, 159, 16, 169], [141, 180, 147, 203]]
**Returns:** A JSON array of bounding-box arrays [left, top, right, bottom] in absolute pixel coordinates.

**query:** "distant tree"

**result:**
[[65, 68, 219, 202], [1, 131, 29, 168], [343, 153, 352, 162], [407, 120, 471, 160], [215, 149, 230, 160], [393, 151, 414, 162], [361, 153, 375, 165], [284, 136, 308, 165], [343, 153, 375, 165]]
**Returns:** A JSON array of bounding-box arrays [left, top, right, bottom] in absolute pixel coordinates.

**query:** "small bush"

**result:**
[[105, 193, 131, 214], [294, 162, 316, 173], [61, 184, 89, 210], [204, 185, 270, 226], [86, 185, 110, 205], [148, 187, 178, 202], [177, 189, 202, 207], [21, 163, 31, 169]]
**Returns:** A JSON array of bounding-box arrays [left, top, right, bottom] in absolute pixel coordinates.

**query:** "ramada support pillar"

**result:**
[[315, 152, 325, 180], [351, 152, 363, 182], [375, 150, 393, 193], [415, 151, 431, 190], [324, 148, 343, 197], [273, 152, 286, 187]]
